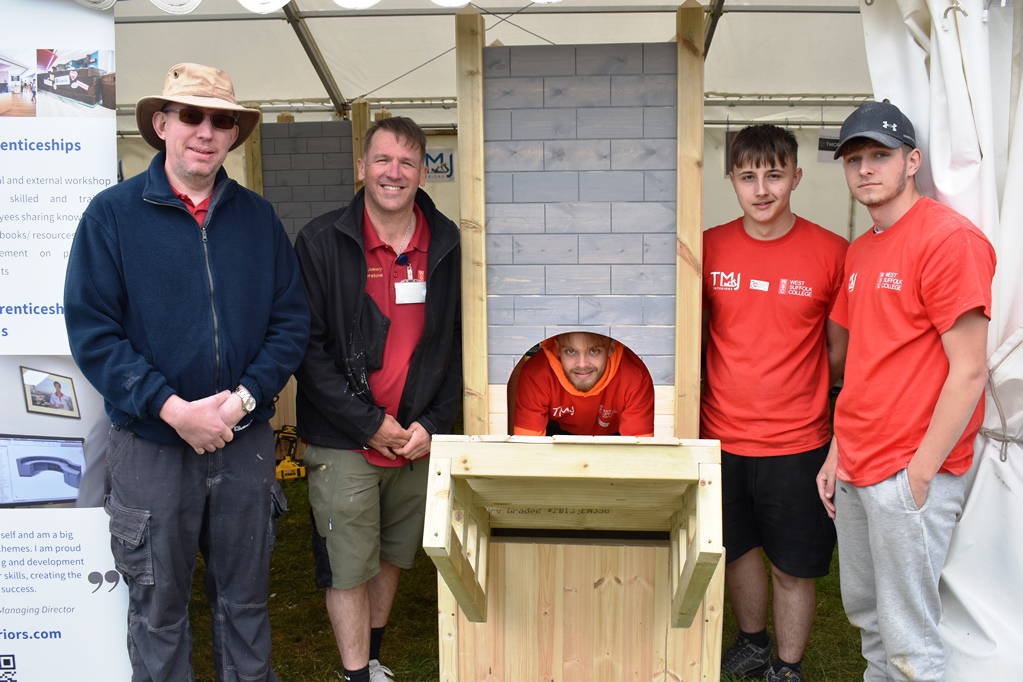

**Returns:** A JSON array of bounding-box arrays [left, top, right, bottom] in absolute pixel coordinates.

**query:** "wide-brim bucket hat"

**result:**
[[136, 63, 260, 152]]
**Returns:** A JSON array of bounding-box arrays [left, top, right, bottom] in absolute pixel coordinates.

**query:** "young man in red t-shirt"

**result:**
[[818, 102, 995, 682], [704, 125, 848, 682], [513, 332, 654, 437]]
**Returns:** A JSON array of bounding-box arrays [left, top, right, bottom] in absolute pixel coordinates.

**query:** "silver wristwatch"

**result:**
[[234, 386, 256, 414]]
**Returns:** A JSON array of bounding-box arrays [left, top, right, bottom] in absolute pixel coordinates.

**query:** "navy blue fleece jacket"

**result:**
[[64, 152, 309, 446]]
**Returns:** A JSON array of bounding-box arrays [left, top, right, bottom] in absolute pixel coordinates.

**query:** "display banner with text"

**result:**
[[0, 2, 128, 679], [0, 0, 117, 355], [0, 508, 131, 681]]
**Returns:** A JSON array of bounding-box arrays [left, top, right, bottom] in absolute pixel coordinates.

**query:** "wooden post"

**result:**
[[674, 0, 705, 440], [351, 97, 371, 193], [456, 7, 488, 436], [243, 111, 263, 196]]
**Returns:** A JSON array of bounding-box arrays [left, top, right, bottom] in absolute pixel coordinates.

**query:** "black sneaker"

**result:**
[[765, 664, 804, 682], [721, 635, 772, 678]]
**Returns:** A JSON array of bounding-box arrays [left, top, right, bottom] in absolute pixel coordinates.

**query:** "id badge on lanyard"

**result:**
[[394, 253, 426, 304]]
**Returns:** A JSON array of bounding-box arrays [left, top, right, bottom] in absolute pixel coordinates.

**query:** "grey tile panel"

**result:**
[[641, 355, 675, 385], [611, 139, 677, 171], [642, 295, 676, 324], [578, 234, 644, 264], [643, 234, 677, 264], [513, 171, 579, 203], [487, 265, 546, 294], [611, 202, 676, 233], [544, 202, 611, 234], [291, 154, 325, 171], [512, 109, 577, 140], [611, 264, 676, 294], [485, 141, 545, 172], [483, 46, 511, 79], [643, 43, 678, 75], [576, 107, 644, 139], [487, 295, 516, 325], [578, 171, 645, 202], [290, 121, 323, 137], [545, 265, 611, 295], [509, 45, 576, 77], [485, 172, 514, 203], [484, 109, 512, 140], [486, 203, 546, 234], [514, 296, 581, 325], [484, 77, 544, 110], [544, 140, 611, 171], [611, 75, 678, 107], [488, 324, 549, 354], [579, 295, 645, 325], [487, 235, 514, 264], [306, 136, 342, 154], [610, 324, 676, 355], [576, 44, 644, 76], [644, 170, 677, 201], [273, 137, 308, 155], [544, 76, 611, 108], [644, 107, 677, 138], [513, 234, 579, 265]]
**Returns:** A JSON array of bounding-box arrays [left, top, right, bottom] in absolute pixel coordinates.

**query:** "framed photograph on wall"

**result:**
[[21, 366, 81, 419]]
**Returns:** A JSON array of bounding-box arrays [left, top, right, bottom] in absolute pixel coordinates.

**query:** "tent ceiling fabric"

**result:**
[[111, 0, 869, 128]]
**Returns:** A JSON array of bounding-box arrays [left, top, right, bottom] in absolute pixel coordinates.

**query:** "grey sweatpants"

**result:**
[[834, 469, 966, 682]]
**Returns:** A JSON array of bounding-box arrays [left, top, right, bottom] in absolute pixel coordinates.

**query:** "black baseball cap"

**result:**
[[834, 101, 917, 159]]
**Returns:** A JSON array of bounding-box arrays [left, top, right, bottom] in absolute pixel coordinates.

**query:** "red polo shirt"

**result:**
[[175, 191, 211, 225], [361, 205, 430, 466]]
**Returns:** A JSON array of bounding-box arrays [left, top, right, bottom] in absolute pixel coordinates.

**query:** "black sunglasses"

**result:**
[[163, 107, 238, 131]]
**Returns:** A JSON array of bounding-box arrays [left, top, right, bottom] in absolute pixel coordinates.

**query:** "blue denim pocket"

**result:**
[[105, 495, 155, 585]]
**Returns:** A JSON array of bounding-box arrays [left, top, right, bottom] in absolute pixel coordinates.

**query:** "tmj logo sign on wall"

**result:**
[[426, 149, 455, 183]]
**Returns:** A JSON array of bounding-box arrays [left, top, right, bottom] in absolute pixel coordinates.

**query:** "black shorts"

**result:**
[[722, 444, 836, 579]]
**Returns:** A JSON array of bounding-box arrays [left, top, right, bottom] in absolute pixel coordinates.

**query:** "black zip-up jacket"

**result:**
[[293, 188, 462, 449]]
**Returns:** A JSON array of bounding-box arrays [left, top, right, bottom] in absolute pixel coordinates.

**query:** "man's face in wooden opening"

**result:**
[[557, 334, 613, 392]]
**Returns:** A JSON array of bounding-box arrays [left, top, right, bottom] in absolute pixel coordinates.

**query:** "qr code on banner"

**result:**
[[0, 654, 15, 682]]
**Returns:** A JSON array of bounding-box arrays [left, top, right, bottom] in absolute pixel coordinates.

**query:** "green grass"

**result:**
[[720, 551, 863, 682], [187, 477, 863, 681], [188, 477, 439, 681]]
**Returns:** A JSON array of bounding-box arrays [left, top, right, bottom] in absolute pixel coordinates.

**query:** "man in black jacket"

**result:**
[[295, 117, 461, 682]]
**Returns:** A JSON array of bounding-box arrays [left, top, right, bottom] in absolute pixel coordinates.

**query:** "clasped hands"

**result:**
[[159, 391, 246, 455], [367, 414, 430, 461]]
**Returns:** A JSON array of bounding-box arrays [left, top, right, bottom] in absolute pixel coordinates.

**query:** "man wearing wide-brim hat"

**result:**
[[64, 63, 309, 682]]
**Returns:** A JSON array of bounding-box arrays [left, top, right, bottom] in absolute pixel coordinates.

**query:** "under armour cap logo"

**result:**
[[883, 121, 897, 131]]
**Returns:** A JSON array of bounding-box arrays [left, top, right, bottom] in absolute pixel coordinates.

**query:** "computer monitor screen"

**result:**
[[0, 433, 86, 507]]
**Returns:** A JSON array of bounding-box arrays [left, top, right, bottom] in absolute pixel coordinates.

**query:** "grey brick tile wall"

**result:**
[[485, 44, 678, 385], [544, 140, 611, 172], [545, 202, 610, 234], [544, 76, 611, 108], [260, 120, 354, 244], [578, 234, 643, 264], [579, 296, 644, 325]]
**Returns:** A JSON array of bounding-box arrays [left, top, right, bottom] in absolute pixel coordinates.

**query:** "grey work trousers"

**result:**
[[105, 421, 286, 682], [834, 469, 966, 682]]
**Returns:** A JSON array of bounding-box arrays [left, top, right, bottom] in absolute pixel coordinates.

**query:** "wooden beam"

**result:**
[[456, 7, 489, 436], [674, 0, 705, 439], [243, 115, 263, 196], [424, 457, 489, 622], [351, 97, 370, 193], [671, 461, 723, 628]]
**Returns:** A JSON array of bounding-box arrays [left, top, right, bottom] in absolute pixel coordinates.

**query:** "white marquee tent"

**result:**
[[99, 0, 874, 130]]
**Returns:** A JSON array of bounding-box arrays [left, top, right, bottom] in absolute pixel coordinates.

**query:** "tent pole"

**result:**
[[282, 1, 349, 118]]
